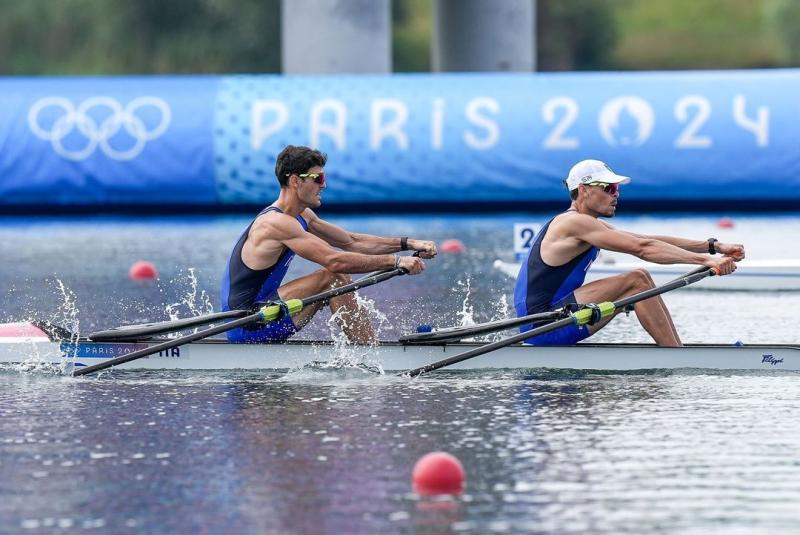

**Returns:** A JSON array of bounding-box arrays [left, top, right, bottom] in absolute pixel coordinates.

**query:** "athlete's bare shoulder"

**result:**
[[300, 208, 319, 225], [250, 208, 303, 242], [549, 210, 602, 239]]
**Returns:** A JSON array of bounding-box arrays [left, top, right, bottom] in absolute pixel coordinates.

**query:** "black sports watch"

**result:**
[[707, 238, 718, 255]]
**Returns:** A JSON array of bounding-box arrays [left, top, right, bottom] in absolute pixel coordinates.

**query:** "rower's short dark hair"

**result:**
[[569, 188, 579, 201], [275, 145, 327, 187]]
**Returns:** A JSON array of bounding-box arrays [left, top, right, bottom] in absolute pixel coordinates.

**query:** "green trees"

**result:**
[[0, 0, 797, 74], [0, 0, 281, 74], [764, 0, 800, 64]]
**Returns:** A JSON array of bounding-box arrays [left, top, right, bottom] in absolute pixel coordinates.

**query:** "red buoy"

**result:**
[[717, 217, 735, 229], [129, 260, 158, 281], [441, 239, 466, 254], [412, 452, 465, 495]]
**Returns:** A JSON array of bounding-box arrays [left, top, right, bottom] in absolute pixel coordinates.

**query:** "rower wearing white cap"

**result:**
[[513, 159, 745, 347]]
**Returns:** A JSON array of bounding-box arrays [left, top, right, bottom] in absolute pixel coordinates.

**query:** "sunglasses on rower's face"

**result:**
[[585, 182, 619, 195], [293, 172, 326, 186]]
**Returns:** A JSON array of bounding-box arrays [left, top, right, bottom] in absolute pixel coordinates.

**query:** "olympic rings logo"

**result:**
[[27, 96, 171, 161]]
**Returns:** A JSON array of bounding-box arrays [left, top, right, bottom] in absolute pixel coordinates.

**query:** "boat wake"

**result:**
[[278, 360, 384, 384]]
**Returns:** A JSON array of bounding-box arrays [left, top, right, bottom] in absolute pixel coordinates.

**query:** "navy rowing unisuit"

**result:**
[[220, 206, 308, 342], [513, 214, 599, 345]]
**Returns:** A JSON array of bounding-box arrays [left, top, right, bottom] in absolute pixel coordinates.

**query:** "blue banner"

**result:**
[[1, 70, 798, 208], [0, 76, 218, 206]]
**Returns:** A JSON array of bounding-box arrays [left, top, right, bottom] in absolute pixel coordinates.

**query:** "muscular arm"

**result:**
[[616, 229, 708, 253], [303, 209, 437, 258], [575, 215, 712, 265], [247, 213, 425, 274], [601, 221, 745, 260], [303, 209, 400, 254], [249, 212, 399, 273]]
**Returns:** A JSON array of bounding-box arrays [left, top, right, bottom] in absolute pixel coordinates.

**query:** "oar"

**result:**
[[401, 267, 716, 378], [89, 310, 250, 341], [403, 265, 715, 346], [73, 266, 409, 377], [400, 309, 569, 344], [89, 268, 401, 342]]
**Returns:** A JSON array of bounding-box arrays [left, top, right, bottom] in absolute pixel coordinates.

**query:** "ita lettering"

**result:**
[[156, 348, 182, 358]]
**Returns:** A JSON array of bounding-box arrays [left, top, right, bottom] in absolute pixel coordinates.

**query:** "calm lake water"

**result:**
[[1, 213, 799, 534]]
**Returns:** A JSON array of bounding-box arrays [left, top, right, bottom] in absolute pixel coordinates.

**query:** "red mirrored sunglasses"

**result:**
[[585, 181, 619, 195], [289, 172, 326, 186]]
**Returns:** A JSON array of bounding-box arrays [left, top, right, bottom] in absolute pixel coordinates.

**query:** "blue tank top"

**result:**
[[220, 206, 308, 311], [513, 214, 599, 317]]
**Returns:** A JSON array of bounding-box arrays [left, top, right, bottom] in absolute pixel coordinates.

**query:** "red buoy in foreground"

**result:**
[[129, 260, 158, 281], [412, 452, 465, 495]]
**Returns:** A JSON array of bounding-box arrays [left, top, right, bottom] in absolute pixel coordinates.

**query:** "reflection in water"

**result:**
[[4, 370, 799, 533]]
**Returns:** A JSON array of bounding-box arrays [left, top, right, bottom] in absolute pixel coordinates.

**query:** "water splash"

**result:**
[[164, 269, 214, 333], [483, 293, 513, 342], [455, 276, 476, 328], [51, 279, 80, 343], [452, 279, 514, 342], [12, 278, 80, 374], [320, 291, 389, 373], [280, 289, 394, 379]]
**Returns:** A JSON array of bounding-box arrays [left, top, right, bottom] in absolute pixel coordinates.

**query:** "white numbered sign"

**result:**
[[513, 223, 541, 261]]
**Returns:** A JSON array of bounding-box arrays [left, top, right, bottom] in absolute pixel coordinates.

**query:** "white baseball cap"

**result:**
[[565, 159, 631, 191]]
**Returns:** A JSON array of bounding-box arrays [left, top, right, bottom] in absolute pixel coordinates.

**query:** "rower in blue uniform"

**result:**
[[514, 159, 744, 347], [221, 145, 437, 344]]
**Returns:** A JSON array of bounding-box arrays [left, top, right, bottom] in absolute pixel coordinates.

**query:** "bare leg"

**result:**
[[638, 269, 679, 342], [277, 269, 376, 344], [573, 269, 681, 347]]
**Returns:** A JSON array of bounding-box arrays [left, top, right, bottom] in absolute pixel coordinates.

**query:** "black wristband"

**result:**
[[400, 237, 408, 251], [707, 238, 718, 255]]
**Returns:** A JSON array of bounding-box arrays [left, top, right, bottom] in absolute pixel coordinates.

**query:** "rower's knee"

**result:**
[[323, 270, 352, 289], [626, 268, 654, 291]]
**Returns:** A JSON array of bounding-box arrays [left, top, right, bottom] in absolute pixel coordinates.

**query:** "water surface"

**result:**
[[1, 213, 799, 534]]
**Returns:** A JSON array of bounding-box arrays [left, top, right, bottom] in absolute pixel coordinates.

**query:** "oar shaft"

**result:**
[[72, 312, 262, 376], [401, 310, 566, 344], [405, 317, 576, 377], [614, 269, 712, 309], [89, 309, 250, 341], [301, 267, 405, 307]]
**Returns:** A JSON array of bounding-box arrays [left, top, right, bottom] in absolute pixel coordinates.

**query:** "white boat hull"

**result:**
[[494, 259, 800, 291], [2, 335, 798, 372]]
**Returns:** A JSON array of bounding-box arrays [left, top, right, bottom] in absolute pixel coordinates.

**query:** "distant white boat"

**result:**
[[493, 258, 800, 291]]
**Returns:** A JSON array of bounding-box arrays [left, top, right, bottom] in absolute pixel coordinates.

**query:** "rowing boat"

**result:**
[[1, 322, 797, 372], [494, 258, 800, 291]]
